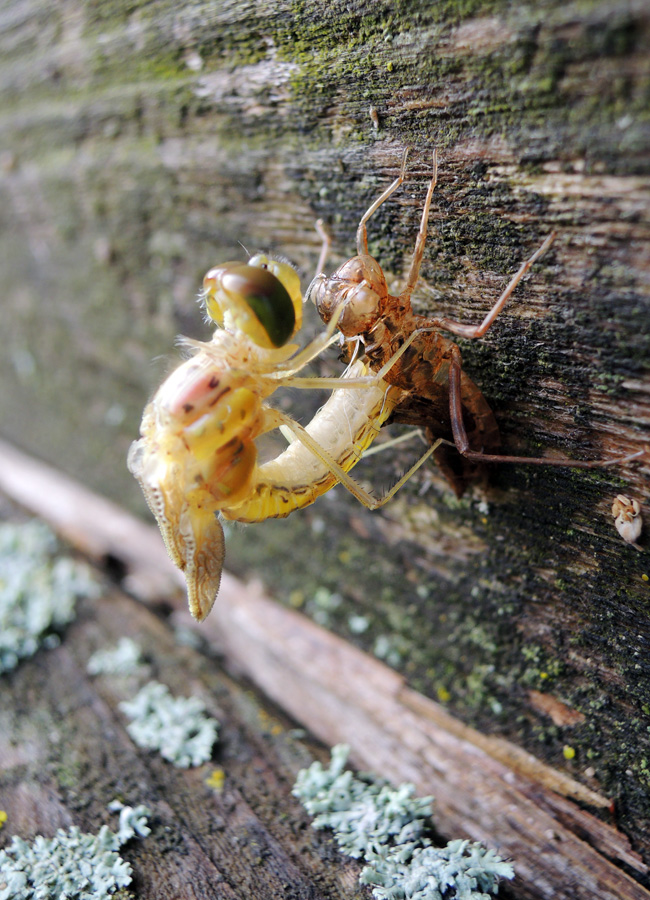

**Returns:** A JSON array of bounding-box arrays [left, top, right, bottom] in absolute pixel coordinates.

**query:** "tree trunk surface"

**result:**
[[0, 0, 649, 894]]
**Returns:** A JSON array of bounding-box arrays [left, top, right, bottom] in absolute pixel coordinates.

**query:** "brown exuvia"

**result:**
[[308, 149, 643, 496]]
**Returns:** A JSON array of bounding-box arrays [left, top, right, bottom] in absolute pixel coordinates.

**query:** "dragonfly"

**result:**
[[129, 251, 440, 620]]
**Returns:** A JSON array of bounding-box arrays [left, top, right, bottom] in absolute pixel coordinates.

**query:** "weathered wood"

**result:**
[[1, 441, 649, 899], [0, 533, 367, 899], [1, 0, 649, 882]]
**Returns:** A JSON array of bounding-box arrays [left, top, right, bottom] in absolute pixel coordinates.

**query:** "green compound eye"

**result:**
[[207, 264, 296, 348]]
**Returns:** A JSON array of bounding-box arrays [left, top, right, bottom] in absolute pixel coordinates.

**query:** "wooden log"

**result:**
[[0, 574, 367, 898], [0, 0, 649, 884], [1, 439, 649, 899]]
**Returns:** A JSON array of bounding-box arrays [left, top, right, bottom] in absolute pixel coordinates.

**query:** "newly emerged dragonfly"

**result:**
[[309, 150, 643, 495], [128, 253, 440, 621]]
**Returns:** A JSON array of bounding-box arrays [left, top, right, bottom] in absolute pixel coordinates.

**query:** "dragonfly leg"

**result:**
[[400, 149, 438, 301], [270, 408, 442, 509], [419, 232, 556, 340], [356, 148, 410, 256], [447, 345, 644, 468]]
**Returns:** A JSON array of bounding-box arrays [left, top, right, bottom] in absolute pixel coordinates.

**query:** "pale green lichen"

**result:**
[[0, 521, 99, 674], [120, 681, 219, 768], [0, 803, 150, 900], [373, 634, 405, 668], [87, 638, 143, 675], [293, 745, 432, 859], [293, 746, 513, 899], [348, 614, 371, 634], [361, 841, 515, 900], [308, 587, 343, 627]]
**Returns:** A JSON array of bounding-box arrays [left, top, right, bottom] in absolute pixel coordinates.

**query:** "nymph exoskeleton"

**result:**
[[128, 253, 441, 621], [611, 495, 643, 547], [309, 150, 643, 495]]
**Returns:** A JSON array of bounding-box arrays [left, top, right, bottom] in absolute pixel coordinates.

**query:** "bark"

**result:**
[[0, 529, 367, 899], [0, 0, 649, 890], [1, 440, 648, 900]]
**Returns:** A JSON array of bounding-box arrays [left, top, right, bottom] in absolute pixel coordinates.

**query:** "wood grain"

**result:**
[[1, 439, 648, 899]]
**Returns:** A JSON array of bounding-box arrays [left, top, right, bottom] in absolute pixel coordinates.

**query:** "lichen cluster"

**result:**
[[293, 745, 513, 899], [0, 803, 150, 900], [120, 680, 219, 768], [0, 521, 98, 675], [87, 637, 144, 675]]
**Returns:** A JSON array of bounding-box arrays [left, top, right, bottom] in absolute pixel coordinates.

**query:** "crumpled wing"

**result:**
[[127, 432, 224, 622], [176, 503, 225, 622]]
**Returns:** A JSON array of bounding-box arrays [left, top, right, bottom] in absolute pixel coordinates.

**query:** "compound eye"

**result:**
[[249, 254, 303, 335], [203, 264, 296, 348]]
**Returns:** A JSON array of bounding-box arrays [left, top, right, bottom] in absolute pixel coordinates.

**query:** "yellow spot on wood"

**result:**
[[289, 590, 304, 608], [205, 768, 225, 792]]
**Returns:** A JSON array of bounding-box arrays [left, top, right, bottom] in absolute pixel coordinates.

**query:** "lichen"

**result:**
[[361, 839, 516, 900], [0, 521, 99, 675], [293, 745, 513, 898], [294, 745, 432, 859], [0, 803, 150, 900], [120, 681, 219, 768], [87, 638, 144, 676]]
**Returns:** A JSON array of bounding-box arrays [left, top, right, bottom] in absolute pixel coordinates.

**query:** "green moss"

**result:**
[[270, 0, 650, 173], [84, 0, 151, 26]]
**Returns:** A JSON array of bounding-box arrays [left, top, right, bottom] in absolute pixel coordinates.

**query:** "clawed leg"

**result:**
[[420, 232, 556, 340], [389, 147, 555, 338], [315, 218, 331, 277], [361, 428, 427, 458], [400, 149, 438, 300], [357, 148, 410, 256], [447, 345, 644, 468]]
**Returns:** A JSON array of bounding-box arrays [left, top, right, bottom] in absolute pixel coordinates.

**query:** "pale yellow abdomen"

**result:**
[[225, 368, 401, 523]]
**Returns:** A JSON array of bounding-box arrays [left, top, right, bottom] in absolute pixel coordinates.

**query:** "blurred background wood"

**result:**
[[1, 0, 649, 889]]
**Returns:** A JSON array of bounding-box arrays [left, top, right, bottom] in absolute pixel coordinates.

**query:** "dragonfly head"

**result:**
[[308, 254, 387, 338], [202, 255, 302, 349]]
